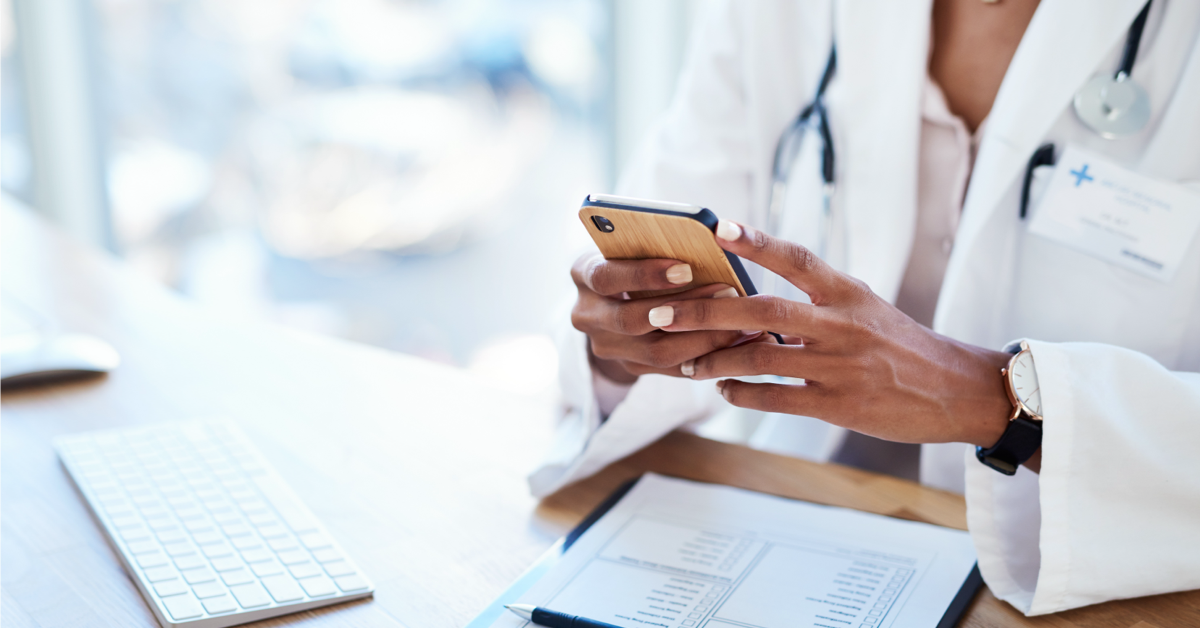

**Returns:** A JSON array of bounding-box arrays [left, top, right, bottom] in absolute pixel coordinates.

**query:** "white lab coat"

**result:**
[[532, 0, 1200, 616]]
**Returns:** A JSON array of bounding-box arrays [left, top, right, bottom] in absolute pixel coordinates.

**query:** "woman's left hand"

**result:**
[[648, 220, 1015, 448]]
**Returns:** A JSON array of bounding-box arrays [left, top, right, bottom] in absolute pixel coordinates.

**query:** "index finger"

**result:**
[[712, 220, 854, 304], [571, 253, 693, 297]]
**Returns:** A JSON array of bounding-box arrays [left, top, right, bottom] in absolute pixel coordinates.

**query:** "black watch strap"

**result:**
[[976, 414, 1043, 476]]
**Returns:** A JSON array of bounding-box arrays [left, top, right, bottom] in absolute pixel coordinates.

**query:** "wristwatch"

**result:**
[[976, 340, 1044, 475]]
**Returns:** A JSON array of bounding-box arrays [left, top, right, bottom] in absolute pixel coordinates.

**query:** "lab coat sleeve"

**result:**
[[528, 0, 757, 498], [966, 339, 1200, 615]]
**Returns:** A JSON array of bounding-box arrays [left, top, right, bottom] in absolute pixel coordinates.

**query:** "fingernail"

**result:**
[[665, 263, 692, 285], [741, 329, 759, 335], [716, 220, 742, 241], [648, 306, 674, 327], [713, 286, 739, 299], [681, 359, 695, 377], [715, 379, 725, 391]]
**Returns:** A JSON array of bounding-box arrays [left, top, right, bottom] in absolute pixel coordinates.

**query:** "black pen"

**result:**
[[504, 604, 622, 628]]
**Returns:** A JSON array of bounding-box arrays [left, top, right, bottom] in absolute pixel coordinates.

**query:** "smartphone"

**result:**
[[579, 193, 783, 342]]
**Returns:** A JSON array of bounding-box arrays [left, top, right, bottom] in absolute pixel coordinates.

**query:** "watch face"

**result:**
[[1008, 350, 1042, 417]]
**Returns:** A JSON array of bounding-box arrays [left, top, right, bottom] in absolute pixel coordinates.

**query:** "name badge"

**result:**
[[1028, 145, 1200, 282]]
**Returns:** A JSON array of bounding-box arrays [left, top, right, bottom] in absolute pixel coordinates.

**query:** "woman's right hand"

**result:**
[[570, 252, 757, 383]]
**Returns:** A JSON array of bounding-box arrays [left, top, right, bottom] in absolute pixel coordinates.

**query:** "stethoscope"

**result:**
[[765, 0, 1156, 266]]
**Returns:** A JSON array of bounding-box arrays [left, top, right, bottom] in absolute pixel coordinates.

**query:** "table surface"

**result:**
[[2, 202, 1196, 628]]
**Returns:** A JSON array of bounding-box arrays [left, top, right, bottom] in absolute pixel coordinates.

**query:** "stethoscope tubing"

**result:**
[[766, 0, 1154, 273]]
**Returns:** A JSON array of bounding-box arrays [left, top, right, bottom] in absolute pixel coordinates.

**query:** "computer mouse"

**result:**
[[0, 333, 121, 387]]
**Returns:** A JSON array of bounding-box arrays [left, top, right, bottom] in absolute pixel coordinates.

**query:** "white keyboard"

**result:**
[[55, 420, 374, 628]]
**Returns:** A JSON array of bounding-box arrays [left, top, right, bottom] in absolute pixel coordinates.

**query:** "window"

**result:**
[[1, 0, 33, 203], [92, 0, 612, 392]]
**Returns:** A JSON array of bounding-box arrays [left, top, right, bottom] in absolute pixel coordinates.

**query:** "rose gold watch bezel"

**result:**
[[1002, 345, 1043, 422]]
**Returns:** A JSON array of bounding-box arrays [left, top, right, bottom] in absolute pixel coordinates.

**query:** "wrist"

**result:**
[[961, 347, 1018, 448]]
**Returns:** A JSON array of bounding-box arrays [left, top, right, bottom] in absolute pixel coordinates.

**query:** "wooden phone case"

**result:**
[[579, 204, 749, 299]]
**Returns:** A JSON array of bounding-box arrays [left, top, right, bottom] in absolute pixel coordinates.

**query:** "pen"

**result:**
[[504, 603, 622, 628]]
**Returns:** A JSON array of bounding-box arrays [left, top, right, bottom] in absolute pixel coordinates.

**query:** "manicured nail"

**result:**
[[716, 220, 742, 241], [648, 306, 674, 327], [665, 263, 692, 285], [681, 360, 695, 377], [713, 286, 739, 299]]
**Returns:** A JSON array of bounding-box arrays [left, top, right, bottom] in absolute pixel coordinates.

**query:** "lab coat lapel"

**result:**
[[832, 0, 932, 302], [950, 0, 1150, 274]]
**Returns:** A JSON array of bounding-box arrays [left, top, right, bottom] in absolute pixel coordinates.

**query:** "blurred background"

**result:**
[[1, 0, 712, 399]]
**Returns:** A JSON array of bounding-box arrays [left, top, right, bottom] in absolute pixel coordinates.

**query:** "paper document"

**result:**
[[490, 474, 977, 628]]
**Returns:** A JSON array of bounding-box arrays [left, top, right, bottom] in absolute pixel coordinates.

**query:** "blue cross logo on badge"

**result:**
[[1070, 164, 1095, 187]]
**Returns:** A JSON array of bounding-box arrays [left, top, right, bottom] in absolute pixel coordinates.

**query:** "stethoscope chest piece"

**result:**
[[1073, 73, 1151, 138]]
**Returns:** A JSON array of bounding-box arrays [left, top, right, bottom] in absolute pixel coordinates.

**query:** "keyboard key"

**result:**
[[211, 556, 242, 572], [239, 548, 272, 563], [221, 568, 255, 586], [140, 508, 170, 523], [323, 560, 356, 577], [213, 511, 242, 525], [334, 574, 369, 593], [299, 575, 337, 598], [248, 513, 276, 527], [311, 548, 342, 563], [222, 523, 251, 538], [231, 536, 261, 550], [299, 533, 331, 550], [254, 477, 320, 533], [163, 541, 196, 557], [268, 537, 298, 552], [126, 540, 159, 555], [202, 595, 238, 615], [257, 524, 287, 539], [143, 566, 178, 583], [288, 562, 321, 579], [181, 567, 216, 584], [136, 552, 169, 569], [162, 594, 204, 620], [195, 489, 223, 502], [203, 542, 233, 559], [229, 582, 271, 609], [132, 495, 161, 508], [251, 560, 284, 578], [192, 531, 223, 545], [261, 574, 305, 603], [175, 507, 205, 521], [119, 525, 151, 542], [149, 519, 177, 532], [276, 549, 309, 565], [153, 579, 189, 597], [191, 581, 227, 599], [238, 499, 269, 515], [173, 554, 207, 571], [110, 515, 141, 529], [229, 488, 256, 502], [155, 528, 187, 544], [185, 519, 214, 533], [91, 484, 121, 497], [167, 496, 196, 509]]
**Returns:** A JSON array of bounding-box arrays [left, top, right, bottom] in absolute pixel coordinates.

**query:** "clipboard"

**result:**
[[466, 476, 983, 628]]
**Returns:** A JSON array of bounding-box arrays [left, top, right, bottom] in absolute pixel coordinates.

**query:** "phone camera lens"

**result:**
[[591, 215, 615, 233]]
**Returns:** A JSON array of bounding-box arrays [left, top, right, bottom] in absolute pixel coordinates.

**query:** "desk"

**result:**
[[2, 202, 1195, 628]]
